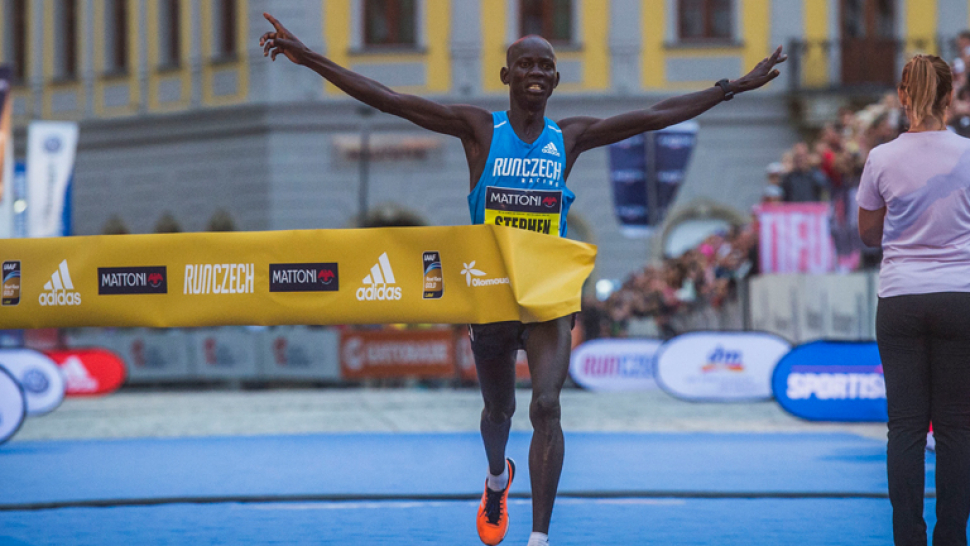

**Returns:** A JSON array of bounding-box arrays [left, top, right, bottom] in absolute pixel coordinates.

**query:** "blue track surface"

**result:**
[[0, 431, 957, 545], [0, 432, 892, 506]]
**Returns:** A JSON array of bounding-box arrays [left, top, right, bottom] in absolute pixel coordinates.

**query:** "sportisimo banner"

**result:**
[[773, 340, 886, 422], [0, 225, 596, 328]]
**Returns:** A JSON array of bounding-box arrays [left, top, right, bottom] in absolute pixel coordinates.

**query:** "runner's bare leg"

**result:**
[[475, 351, 518, 477], [525, 316, 573, 533]]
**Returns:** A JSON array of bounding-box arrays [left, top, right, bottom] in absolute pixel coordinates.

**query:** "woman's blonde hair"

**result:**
[[899, 54, 952, 128]]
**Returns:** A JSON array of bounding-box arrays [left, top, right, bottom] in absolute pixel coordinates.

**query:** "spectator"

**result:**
[[781, 143, 829, 202]]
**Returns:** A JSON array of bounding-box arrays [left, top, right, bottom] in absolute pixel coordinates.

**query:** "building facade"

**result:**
[[2, 0, 965, 280]]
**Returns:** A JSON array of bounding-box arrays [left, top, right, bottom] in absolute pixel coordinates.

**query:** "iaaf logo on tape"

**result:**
[[98, 266, 167, 295], [270, 263, 339, 292], [183, 264, 254, 295], [357, 253, 402, 301], [40, 260, 81, 306], [460, 260, 509, 288]]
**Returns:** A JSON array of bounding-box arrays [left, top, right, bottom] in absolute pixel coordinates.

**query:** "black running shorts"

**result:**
[[468, 316, 576, 362]]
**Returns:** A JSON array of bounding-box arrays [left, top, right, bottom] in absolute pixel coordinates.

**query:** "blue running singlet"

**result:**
[[468, 111, 575, 237]]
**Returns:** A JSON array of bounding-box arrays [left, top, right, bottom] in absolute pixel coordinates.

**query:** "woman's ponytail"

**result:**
[[900, 55, 953, 128]]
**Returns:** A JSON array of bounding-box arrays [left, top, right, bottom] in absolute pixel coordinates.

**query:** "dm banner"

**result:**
[[0, 224, 596, 329]]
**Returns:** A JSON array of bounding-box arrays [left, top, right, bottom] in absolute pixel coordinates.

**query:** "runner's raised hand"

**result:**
[[259, 12, 309, 65], [731, 46, 788, 93]]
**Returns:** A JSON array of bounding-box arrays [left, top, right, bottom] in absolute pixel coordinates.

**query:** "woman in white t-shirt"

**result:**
[[858, 55, 970, 546]]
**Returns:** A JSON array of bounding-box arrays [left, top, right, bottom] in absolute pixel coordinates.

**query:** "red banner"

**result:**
[[755, 203, 835, 274], [340, 329, 457, 380], [46, 348, 127, 396]]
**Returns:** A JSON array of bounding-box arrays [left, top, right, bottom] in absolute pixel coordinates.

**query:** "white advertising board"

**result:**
[[260, 327, 340, 380], [0, 349, 65, 415], [0, 364, 26, 444], [113, 329, 193, 383], [190, 328, 261, 379], [655, 331, 791, 402], [569, 339, 661, 392]]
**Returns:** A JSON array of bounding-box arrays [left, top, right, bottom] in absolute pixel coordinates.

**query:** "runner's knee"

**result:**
[[529, 393, 560, 425], [483, 399, 515, 424]]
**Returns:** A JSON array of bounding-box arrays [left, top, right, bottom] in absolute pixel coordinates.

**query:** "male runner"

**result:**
[[260, 14, 785, 545]]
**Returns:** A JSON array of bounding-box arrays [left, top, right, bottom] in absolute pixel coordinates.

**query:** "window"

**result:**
[[520, 0, 572, 43], [105, 0, 129, 73], [678, 0, 732, 41], [55, 0, 78, 79], [214, 0, 237, 58], [364, 0, 416, 47], [159, 0, 181, 67], [7, 0, 27, 82]]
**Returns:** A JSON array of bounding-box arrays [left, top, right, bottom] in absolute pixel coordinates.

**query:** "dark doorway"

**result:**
[[841, 0, 897, 87]]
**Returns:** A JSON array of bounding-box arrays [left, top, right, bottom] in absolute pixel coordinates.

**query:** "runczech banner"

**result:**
[[0, 224, 596, 328]]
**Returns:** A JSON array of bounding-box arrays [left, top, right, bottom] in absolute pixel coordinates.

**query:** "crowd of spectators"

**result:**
[[582, 225, 757, 339]]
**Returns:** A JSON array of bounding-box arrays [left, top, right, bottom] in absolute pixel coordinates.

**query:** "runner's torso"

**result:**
[[468, 111, 575, 237]]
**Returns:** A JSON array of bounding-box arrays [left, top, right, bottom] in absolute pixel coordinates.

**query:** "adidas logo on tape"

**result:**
[[541, 142, 560, 157], [356, 252, 402, 301], [40, 260, 82, 306]]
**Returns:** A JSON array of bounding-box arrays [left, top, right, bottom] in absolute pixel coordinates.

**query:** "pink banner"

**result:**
[[756, 203, 835, 274]]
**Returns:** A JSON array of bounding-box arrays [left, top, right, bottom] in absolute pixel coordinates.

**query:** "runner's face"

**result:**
[[503, 41, 558, 105]]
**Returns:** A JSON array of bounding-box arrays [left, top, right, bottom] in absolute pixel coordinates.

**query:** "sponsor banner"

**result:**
[[655, 331, 792, 402], [608, 121, 698, 237], [191, 329, 260, 379], [0, 349, 66, 415], [773, 340, 887, 422], [98, 266, 167, 295], [569, 339, 661, 392], [341, 329, 456, 380], [755, 203, 835, 274], [45, 348, 126, 397], [0, 67, 13, 239], [484, 187, 562, 236], [27, 121, 78, 238], [0, 225, 595, 328], [261, 327, 340, 380], [270, 263, 338, 292], [422, 251, 443, 300], [0, 364, 26, 444]]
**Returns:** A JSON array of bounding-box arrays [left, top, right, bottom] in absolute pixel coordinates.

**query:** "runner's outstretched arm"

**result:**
[[259, 12, 487, 140], [560, 46, 788, 155]]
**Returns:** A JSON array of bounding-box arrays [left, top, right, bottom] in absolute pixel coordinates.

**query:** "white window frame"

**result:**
[[666, 0, 742, 45], [507, 0, 582, 48]]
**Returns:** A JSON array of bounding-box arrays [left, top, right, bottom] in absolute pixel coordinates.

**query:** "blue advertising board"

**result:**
[[772, 340, 887, 422]]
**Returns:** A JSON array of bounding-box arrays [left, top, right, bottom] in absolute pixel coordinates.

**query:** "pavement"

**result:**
[[11, 387, 888, 442]]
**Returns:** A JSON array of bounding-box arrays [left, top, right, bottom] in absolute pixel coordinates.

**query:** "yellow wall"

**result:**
[[641, 0, 665, 88], [801, 0, 828, 88], [325, 0, 452, 95], [906, 0, 937, 55]]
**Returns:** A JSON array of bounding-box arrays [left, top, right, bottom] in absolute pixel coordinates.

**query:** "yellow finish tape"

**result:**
[[0, 225, 596, 328]]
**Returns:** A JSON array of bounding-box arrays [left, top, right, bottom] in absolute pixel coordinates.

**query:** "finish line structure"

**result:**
[[0, 225, 596, 329]]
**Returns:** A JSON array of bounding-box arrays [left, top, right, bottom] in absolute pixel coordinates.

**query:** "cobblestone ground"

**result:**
[[11, 388, 887, 442]]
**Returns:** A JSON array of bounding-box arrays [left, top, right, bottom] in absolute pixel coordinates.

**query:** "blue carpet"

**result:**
[[0, 497, 922, 546], [0, 432, 891, 506]]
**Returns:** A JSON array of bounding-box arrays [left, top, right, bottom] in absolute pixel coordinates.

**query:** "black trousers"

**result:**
[[877, 293, 970, 546]]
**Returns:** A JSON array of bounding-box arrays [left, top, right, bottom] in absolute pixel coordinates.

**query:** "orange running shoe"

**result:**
[[477, 458, 516, 545]]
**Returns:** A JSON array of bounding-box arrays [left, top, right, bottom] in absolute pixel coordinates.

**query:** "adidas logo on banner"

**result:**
[[40, 260, 82, 306], [61, 356, 98, 392], [356, 252, 402, 301], [541, 142, 560, 157]]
